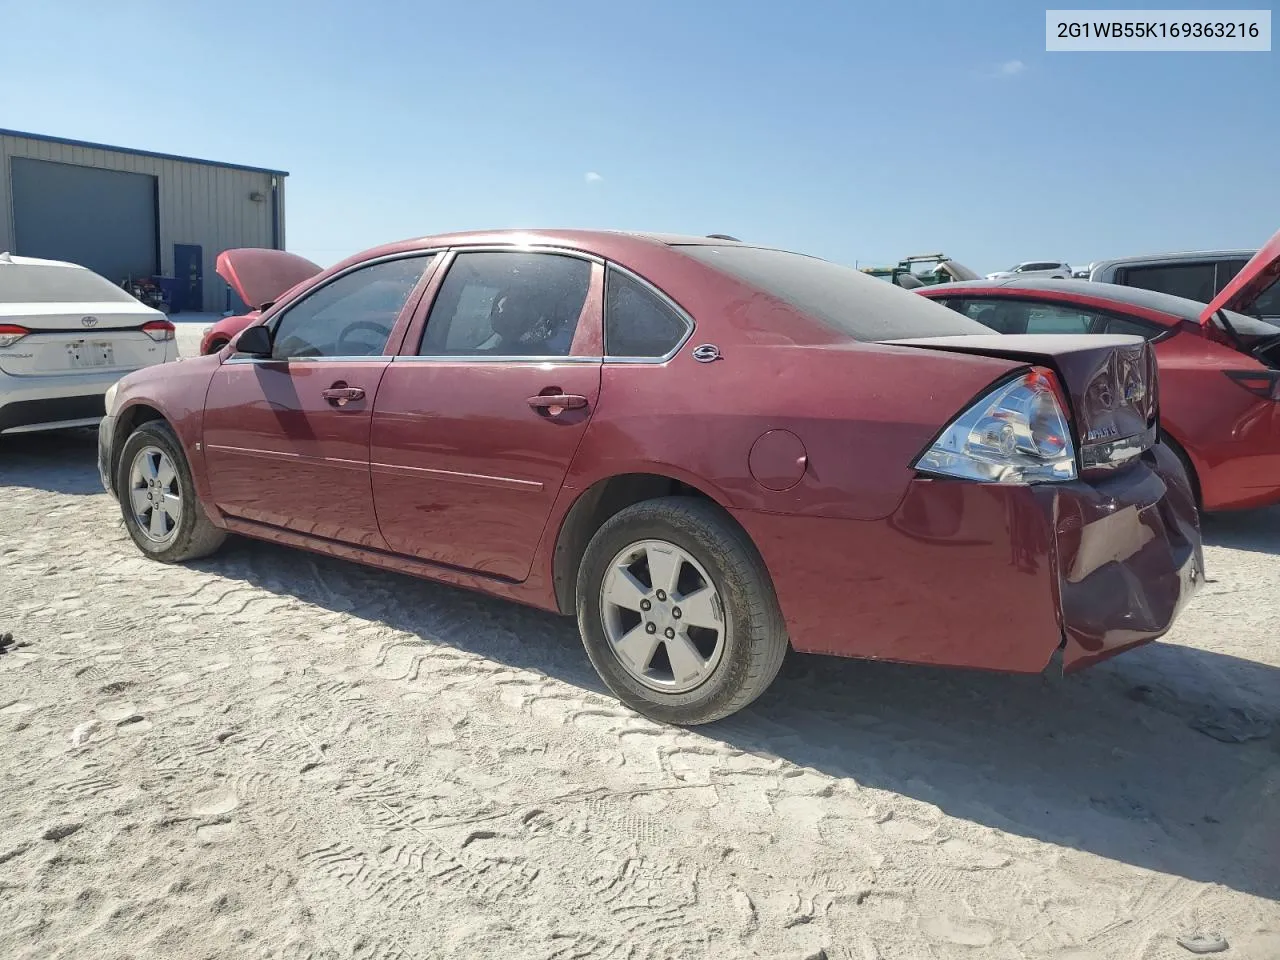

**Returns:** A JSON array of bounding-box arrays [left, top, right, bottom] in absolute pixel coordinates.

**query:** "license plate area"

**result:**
[[68, 339, 114, 368]]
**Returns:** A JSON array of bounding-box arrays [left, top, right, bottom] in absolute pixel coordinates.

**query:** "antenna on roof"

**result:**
[[706, 234, 741, 242]]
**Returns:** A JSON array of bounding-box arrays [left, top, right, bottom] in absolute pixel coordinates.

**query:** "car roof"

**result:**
[[335, 229, 786, 269], [0, 252, 87, 270], [1090, 248, 1255, 272], [919, 277, 1208, 324]]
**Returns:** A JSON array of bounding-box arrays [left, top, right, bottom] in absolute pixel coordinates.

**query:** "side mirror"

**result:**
[[235, 324, 273, 357]]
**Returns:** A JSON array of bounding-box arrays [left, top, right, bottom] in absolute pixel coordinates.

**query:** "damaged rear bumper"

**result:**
[[1047, 440, 1203, 671], [730, 441, 1203, 673]]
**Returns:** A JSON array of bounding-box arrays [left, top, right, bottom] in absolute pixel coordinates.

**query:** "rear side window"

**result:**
[[605, 268, 690, 357], [677, 244, 989, 341], [0, 262, 138, 304], [1117, 262, 1217, 303], [1019, 262, 1061, 272], [419, 252, 591, 357]]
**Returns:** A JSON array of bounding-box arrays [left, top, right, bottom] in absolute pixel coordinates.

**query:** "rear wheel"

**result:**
[[1160, 430, 1201, 510], [576, 497, 789, 725], [116, 420, 226, 563]]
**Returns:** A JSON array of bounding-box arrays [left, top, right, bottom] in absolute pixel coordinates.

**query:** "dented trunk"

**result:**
[[888, 333, 1159, 474], [881, 332, 1199, 671]]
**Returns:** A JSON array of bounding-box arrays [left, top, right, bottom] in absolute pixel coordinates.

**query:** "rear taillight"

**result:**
[[1224, 369, 1280, 400], [914, 367, 1078, 484], [0, 323, 30, 347], [142, 319, 175, 342]]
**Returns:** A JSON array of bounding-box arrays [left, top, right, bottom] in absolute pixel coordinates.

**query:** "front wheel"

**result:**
[[576, 497, 789, 725], [116, 420, 226, 563]]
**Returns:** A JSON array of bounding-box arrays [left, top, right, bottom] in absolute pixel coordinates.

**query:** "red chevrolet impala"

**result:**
[[917, 227, 1280, 512], [97, 230, 1202, 724]]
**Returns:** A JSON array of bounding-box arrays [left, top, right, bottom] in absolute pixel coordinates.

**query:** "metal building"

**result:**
[[0, 129, 287, 312]]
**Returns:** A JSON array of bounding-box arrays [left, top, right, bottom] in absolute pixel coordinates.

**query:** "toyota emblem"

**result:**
[[81, 316, 99, 328]]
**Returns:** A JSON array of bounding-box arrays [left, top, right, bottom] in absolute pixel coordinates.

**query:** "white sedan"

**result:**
[[984, 260, 1074, 281], [0, 253, 177, 434]]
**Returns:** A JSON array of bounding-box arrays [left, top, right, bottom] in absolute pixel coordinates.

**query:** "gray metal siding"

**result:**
[[0, 133, 285, 310], [11, 158, 158, 283]]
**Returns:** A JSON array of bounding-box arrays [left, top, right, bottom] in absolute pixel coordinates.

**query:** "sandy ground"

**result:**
[[1, 337, 1278, 959]]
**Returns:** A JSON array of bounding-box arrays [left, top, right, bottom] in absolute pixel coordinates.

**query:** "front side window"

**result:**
[[418, 252, 591, 357], [604, 267, 690, 357], [269, 256, 432, 360]]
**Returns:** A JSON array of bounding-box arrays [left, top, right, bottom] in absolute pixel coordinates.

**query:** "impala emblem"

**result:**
[[81, 316, 99, 327], [691, 343, 721, 363]]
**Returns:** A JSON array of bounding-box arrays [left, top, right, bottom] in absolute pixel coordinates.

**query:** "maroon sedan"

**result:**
[[98, 231, 1202, 724]]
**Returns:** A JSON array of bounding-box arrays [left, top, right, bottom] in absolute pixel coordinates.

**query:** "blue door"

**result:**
[[174, 244, 203, 312]]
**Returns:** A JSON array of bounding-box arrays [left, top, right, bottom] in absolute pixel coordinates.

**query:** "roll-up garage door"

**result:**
[[11, 157, 158, 284]]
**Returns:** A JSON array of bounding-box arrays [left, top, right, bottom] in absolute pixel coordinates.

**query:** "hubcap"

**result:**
[[599, 539, 725, 693], [128, 445, 182, 544]]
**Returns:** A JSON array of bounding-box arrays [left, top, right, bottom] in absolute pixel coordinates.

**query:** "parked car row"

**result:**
[[94, 229, 1202, 725]]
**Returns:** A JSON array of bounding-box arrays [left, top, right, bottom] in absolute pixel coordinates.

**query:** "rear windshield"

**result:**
[[676, 244, 990, 341], [0, 262, 139, 304]]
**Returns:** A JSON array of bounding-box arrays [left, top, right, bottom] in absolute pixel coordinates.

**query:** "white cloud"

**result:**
[[996, 59, 1025, 77], [584, 171, 603, 184]]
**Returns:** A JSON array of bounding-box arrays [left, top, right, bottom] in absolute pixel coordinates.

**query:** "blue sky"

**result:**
[[3, 0, 1277, 272]]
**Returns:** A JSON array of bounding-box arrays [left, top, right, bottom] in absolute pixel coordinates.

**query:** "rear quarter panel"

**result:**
[[568, 341, 1023, 521]]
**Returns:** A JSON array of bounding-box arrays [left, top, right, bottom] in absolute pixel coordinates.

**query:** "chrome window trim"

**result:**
[[393, 354, 601, 365], [436, 244, 606, 265], [410, 246, 603, 362], [601, 262, 696, 364], [225, 355, 396, 365]]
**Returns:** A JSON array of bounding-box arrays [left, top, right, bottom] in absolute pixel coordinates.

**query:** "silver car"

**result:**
[[1088, 248, 1280, 319], [0, 253, 178, 434]]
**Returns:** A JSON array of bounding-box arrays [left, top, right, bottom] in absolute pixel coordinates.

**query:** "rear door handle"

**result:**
[[527, 393, 588, 414], [322, 385, 366, 406]]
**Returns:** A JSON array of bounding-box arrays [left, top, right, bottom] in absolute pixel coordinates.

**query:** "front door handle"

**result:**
[[322, 384, 365, 406], [527, 393, 588, 415]]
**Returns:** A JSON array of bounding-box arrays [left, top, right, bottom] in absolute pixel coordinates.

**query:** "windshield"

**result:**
[[676, 244, 992, 341], [1252, 274, 1280, 318], [1215, 307, 1280, 340], [0, 262, 139, 305]]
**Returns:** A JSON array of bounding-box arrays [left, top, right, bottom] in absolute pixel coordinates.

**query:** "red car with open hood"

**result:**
[[198, 249, 322, 355], [98, 230, 1202, 725], [918, 227, 1280, 512]]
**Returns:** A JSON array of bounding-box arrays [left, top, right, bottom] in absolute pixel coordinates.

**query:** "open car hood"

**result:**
[[215, 248, 322, 310], [1199, 226, 1280, 322], [938, 260, 979, 282]]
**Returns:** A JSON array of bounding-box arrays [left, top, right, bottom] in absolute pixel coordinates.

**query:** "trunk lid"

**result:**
[[216, 248, 322, 310], [1200, 226, 1280, 322], [0, 301, 173, 377], [886, 333, 1159, 472]]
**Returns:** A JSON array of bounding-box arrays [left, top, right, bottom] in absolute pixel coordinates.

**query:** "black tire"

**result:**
[[116, 420, 226, 563], [205, 338, 229, 355], [575, 496, 789, 725], [1159, 430, 1201, 511]]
